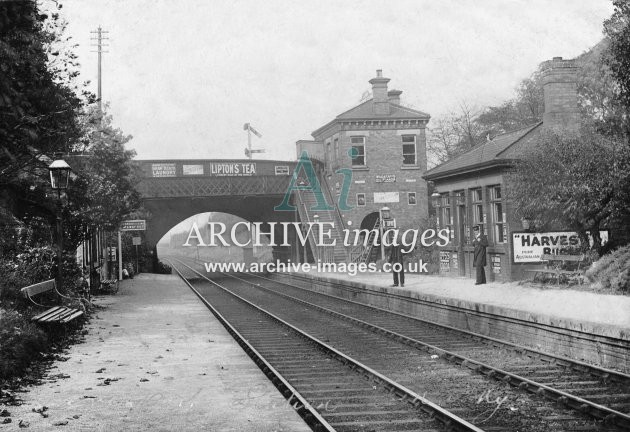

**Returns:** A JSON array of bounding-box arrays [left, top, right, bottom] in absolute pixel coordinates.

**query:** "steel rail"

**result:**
[[171, 258, 486, 432], [226, 271, 630, 429], [265, 271, 630, 383], [166, 260, 336, 432]]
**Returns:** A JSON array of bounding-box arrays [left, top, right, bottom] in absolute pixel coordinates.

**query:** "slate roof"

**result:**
[[423, 122, 542, 180], [312, 98, 430, 137], [336, 99, 430, 120]]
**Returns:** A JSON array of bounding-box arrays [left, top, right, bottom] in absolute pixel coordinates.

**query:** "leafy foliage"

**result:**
[[0, 309, 48, 380], [64, 106, 142, 241], [1, 1, 141, 254], [506, 128, 630, 251], [476, 70, 544, 136], [577, 39, 626, 136], [603, 0, 630, 133], [427, 103, 484, 165], [585, 244, 630, 293], [155, 260, 172, 274], [428, 34, 627, 164], [0, 0, 86, 187]]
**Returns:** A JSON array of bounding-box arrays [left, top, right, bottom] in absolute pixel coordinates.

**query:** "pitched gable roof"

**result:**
[[336, 99, 430, 120], [424, 122, 542, 180], [312, 98, 430, 137]]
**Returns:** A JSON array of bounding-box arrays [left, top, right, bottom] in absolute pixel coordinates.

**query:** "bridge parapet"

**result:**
[[135, 159, 298, 198]]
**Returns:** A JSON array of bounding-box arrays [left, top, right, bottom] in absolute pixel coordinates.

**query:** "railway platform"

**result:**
[[277, 270, 630, 372], [2, 274, 310, 432]]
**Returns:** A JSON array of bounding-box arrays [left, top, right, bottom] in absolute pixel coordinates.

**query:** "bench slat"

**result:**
[[34, 306, 82, 324], [38, 307, 71, 323], [21, 279, 56, 297], [32, 306, 64, 322], [22, 279, 84, 325], [60, 310, 84, 323]]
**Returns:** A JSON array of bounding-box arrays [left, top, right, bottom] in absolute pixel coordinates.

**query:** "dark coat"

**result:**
[[472, 235, 488, 267], [388, 244, 404, 264]]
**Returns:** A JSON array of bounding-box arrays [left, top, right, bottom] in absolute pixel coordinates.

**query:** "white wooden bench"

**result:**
[[525, 254, 586, 285], [21, 279, 84, 324]]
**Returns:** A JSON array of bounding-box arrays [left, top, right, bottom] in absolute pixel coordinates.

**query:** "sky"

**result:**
[[58, 1, 613, 163]]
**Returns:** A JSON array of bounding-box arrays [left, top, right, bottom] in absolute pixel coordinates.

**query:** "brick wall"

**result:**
[[316, 126, 429, 232], [541, 57, 580, 132]]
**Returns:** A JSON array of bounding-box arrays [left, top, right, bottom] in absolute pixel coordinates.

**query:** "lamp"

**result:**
[[431, 191, 440, 207], [49, 158, 72, 193], [521, 217, 531, 231], [48, 155, 72, 295], [379, 207, 392, 260]]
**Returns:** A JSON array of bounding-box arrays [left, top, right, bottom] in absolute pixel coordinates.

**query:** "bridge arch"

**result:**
[[135, 159, 301, 262]]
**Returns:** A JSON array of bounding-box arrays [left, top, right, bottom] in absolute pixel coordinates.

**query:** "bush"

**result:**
[[0, 247, 84, 308], [156, 260, 172, 274], [0, 308, 48, 380], [585, 244, 630, 293]]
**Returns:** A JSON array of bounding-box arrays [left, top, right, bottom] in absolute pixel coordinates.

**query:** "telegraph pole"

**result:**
[[90, 27, 120, 279], [90, 26, 109, 112]]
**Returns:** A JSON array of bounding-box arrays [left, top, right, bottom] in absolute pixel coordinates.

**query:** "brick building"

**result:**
[[296, 70, 431, 256], [423, 57, 580, 281]]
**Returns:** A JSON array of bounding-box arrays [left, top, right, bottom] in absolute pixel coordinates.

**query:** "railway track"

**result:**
[[234, 270, 630, 430], [167, 258, 482, 432], [168, 257, 627, 431]]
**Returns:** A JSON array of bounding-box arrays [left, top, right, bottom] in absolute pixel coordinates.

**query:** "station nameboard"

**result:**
[[209, 162, 257, 176], [121, 220, 146, 231]]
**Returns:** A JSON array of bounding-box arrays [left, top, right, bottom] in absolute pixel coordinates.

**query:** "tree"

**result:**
[[431, 34, 627, 166], [577, 39, 626, 137], [63, 106, 142, 250], [476, 71, 544, 136], [0, 0, 92, 263], [0, 1, 86, 188], [603, 0, 630, 133], [427, 103, 484, 166], [506, 128, 630, 253]]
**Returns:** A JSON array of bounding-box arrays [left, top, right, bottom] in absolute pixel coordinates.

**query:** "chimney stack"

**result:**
[[541, 57, 580, 132], [388, 89, 402, 106], [369, 69, 391, 115]]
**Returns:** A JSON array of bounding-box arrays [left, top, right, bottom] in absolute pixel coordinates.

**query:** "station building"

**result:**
[[423, 57, 580, 281], [296, 70, 431, 255]]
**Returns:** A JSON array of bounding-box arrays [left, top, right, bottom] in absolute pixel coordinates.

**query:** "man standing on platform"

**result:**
[[472, 226, 488, 285], [388, 239, 405, 287]]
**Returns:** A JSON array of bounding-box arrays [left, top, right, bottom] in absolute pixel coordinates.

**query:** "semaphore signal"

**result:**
[[243, 123, 265, 159]]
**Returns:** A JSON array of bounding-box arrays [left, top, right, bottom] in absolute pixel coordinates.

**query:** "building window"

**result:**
[[471, 188, 483, 230], [454, 190, 467, 243], [334, 138, 339, 161], [490, 185, 505, 243], [408, 192, 416, 205], [440, 194, 452, 236], [350, 136, 366, 167], [402, 135, 416, 166], [326, 142, 332, 171], [356, 193, 366, 206]]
